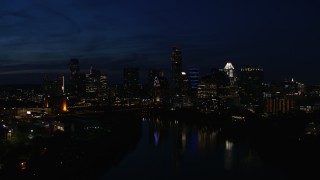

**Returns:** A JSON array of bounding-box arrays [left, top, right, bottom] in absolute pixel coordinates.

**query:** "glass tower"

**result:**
[[171, 47, 182, 95]]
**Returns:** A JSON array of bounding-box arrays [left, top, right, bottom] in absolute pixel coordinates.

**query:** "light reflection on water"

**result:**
[[101, 116, 282, 180], [225, 140, 234, 171]]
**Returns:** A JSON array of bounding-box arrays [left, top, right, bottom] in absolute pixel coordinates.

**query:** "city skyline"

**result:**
[[0, 0, 320, 84], [0, 55, 314, 85]]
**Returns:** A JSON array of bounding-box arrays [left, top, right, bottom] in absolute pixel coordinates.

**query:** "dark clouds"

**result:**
[[0, 0, 320, 84]]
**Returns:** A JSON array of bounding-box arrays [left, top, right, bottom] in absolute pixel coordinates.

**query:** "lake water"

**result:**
[[101, 116, 288, 180], [1, 112, 317, 179]]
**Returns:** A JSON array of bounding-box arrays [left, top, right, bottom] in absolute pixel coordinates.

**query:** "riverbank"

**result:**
[[1, 108, 319, 179], [0, 112, 142, 179]]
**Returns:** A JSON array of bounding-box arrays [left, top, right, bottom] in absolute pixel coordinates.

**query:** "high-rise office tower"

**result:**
[[147, 69, 163, 86], [210, 68, 229, 96], [100, 74, 108, 100], [70, 58, 80, 78], [224, 62, 235, 85], [147, 69, 162, 97], [85, 66, 108, 101], [238, 66, 264, 112], [69, 58, 85, 97], [147, 69, 169, 103], [224, 62, 234, 78], [188, 68, 200, 101], [181, 71, 189, 95], [188, 68, 199, 90], [123, 67, 140, 97], [86, 67, 101, 98], [171, 47, 182, 95]]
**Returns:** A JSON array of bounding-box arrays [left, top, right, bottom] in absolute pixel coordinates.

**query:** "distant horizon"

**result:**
[[0, 60, 318, 86]]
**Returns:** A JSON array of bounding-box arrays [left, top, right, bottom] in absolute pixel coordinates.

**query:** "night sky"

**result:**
[[0, 0, 319, 84]]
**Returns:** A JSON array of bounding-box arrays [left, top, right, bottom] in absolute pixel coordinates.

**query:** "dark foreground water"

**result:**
[[1, 112, 319, 179], [101, 117, 286, 180]]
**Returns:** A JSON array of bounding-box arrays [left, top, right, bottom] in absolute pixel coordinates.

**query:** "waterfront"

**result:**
[[102, 116, 279, 180], [0, 111, 319, 179], [0, 112, 142, 179], [102, 113, 320, 179]]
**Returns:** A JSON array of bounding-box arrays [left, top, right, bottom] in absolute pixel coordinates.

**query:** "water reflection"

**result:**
[[103, 115, 270, 180], [145, 115, 258, 173], [3, 112, 312, 179], [153, 131, 159, 146], [148, 117, 220, 153], [6, 130, 12, 140], [225, 140, 234, 171], [20, 161, 27, 171]]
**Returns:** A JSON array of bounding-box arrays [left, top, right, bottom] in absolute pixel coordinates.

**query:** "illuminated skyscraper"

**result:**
[[224, 62, 234, 78], [188, 68, 199, 90], [85, 67, 108, 103], [86, 67, 101, 98], [171, 47, 182, 95], [224, 62, 235, 85], [100, 74, 108, 100]]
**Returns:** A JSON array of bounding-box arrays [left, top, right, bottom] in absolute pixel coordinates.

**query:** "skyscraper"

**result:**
[[86, 67, 101, 99], [238, 66, 264, 112], [147, 69, 169, 104], [70, 58, 80, 78], [147, 69, 163, 98], [224, 62, 235, 85], [123, 67, 140, 97], [69, 58, 80, 96], [171, 47, 182, 95], [147, 69, 163, 87], [85, 67, 108, 102], [224, 62, 234, 78], [188, 68, 199, 90]]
